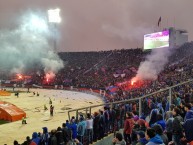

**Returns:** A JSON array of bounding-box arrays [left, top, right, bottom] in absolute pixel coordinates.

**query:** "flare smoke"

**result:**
[[0, 11, 64, 77], [132, 47, 173, 81]]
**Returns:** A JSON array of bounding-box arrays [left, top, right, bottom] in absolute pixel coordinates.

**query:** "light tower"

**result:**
[[47, 8, 61, 52]]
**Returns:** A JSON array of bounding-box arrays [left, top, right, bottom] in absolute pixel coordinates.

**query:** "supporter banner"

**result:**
[[113, 73, 126, 78], [113, 74, 120, 78], [121, 74, 126, 78], [106, 85, 118, 94]]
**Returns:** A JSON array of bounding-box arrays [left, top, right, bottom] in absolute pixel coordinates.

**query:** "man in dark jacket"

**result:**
[[104, 106, 110, 135], [172, 107, 184, 145], [56, 127, 64, 145], [62, 123, 71, 144], [49, 129, 57, 145], [183, 118, 193, 144]]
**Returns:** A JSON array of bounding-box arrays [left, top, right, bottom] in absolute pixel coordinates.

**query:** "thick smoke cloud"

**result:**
[[132, 48, 173, 81], [0, 0, 193, 52], [0, 11, 64, 76]]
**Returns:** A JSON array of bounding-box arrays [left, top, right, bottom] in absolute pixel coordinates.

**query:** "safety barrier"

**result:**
[[68, 79, 193, 120]]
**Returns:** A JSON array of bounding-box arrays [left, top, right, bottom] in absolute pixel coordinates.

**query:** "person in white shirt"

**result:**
[[86, 113, 93, 144]]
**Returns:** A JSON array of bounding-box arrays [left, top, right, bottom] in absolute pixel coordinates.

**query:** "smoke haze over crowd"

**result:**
[[0, 11, 63, 75], [0, 0, 192, 52], [132, 47, 174, 82]]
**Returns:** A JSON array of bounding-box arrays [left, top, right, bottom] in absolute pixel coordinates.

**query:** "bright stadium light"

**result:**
[[48, 8, 61, 23]]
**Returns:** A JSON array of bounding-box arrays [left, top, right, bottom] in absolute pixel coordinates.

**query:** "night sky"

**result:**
[[0, 0, 192, 52]]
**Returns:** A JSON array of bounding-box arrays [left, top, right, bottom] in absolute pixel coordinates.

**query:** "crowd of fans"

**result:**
[[3, 41, 193, 145], [12, 101, 193, 145]]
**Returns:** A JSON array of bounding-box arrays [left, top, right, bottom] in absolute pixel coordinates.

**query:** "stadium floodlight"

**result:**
[[48, 8, 61, 23]]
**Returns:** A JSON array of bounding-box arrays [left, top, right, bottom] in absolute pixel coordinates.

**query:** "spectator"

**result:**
[[112, 132, 126, 145], [137, 119, 147, 132], [136, 131, 148, 145], [86, 113, 93, 144], [154, 114, 166, 131], [41, 127, 49, 145], [14, 140, 20, 145], [179, 101, 186, 119], [184, 103, 193, 121], [174, 94, 181, 106], [31, 132, 40, 145], [49, 129, 57, 145], [172, 107, 184, 145], [93, 112, 100, 141], [123, 112, 134, 145], [62, 123, 71, 144], [77, 116, 86, 143], [55, 127, 64, 145], [145, 128, 164, 145], [183, 118, 193, 144], [165, 111, 174, 142], [21, 136, 31, 145], [153, 124, 168, 145], [66, 120, 70, 128], [98, 110, 105, 139], [70, 119, 77, 139], [149, 109, 158, 127], [109, 107, 116, 132], [104, 106, 110, 135]]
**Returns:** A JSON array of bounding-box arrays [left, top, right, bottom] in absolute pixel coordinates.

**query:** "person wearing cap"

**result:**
[[136, 131, 148, 145]]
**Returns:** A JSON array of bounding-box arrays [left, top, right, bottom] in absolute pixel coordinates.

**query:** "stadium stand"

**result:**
[[2, 42, 193, 144]]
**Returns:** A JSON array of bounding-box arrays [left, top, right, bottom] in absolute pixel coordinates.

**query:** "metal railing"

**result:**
[[68, 79, 193, 120]]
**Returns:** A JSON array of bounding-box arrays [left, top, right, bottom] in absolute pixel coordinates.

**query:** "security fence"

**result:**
[[68, 79, 193, 120]]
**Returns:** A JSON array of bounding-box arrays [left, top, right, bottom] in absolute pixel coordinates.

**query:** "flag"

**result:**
[[113, 74, 120, 78], [158, 16, 161, 27]]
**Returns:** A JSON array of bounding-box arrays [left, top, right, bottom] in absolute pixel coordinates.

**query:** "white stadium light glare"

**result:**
[[27, 15, 48, 32], [48, 8, 61, 23]]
